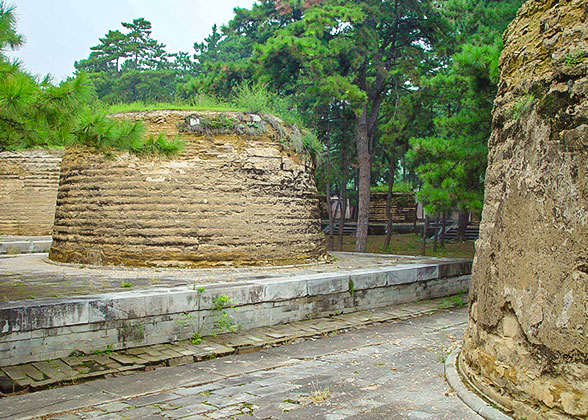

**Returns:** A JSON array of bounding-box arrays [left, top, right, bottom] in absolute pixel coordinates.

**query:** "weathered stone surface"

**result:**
[[460, 1, 588, 419], [0, 256, 470, 366], [49, 110, 326, 268], [0, 149, 62, 235]]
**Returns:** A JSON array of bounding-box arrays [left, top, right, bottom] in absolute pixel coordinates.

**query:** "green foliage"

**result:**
[[73, 110, 183, 156], [565, 49, 586, 66], [439, 290, 468, 309], [232, 81, 272, 113], [76, 18, 189, 74], [405, 0, 524, 218], [230, 80, 321, 157], [87, 70, 191, 104], [93, 344, 114, 355], [212, 295, 239, 334], [0, 4, 183, 156]]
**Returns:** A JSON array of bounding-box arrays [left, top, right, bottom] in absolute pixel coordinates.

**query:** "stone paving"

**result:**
[[0, 307, 481, 420], [0, 251, 450, 301], [0, 297, 461, 394]]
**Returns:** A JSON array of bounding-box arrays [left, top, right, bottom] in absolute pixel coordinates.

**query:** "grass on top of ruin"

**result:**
[[108, 101, 245, 114], [335, 233, 475, 259]]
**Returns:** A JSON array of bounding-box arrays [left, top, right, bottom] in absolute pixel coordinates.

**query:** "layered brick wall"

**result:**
[[368, 192, 416, 223], [49, 110, 326, 267], [0, 149, 63, 235]]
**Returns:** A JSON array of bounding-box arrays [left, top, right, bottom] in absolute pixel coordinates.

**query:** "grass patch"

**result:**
[[307, 385, 331, 403], [108, 100, 244, 114], [337, 233, 475, 259]]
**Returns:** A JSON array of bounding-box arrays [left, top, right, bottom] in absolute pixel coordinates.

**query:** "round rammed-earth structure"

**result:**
[[49, 110, 326, 267], [460, 1, 588, 419], [0, 149, 62, 235]]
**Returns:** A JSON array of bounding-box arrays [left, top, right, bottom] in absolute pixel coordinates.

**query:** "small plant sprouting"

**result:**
[[439, 290, 468, 309], [508, 94, 535, 120], [178, 286, 206, 344], [212, 295, 239, 333], [565, 49, 586, 66], [178, 289, 239, 343], [93, 344, 114, 356], [307, 381, 331, 404], [348, 278, 355, 296], [121, 281, 132, 288]]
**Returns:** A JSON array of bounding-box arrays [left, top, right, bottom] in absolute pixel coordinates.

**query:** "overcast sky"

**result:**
[[9, 0, 256, 80]]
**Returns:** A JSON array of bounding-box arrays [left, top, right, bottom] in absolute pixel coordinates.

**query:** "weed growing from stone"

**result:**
[[5, 246, 20, 255], [212, 295, 239, 334], [508, 94, 535, 120], [177, 288, 238, 342], [439, 290, 467, 309], [178, 286, 205, 344], [307, 381, 331, 403], [121, 281, 132, 288], [565, 49, 586, 66], [93, 344, 113, 356]]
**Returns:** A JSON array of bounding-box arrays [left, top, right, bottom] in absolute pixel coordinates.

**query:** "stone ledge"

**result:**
[[0, 256, 470, 367], [0, 237, 52, 255], [1, 297, 464, 395]]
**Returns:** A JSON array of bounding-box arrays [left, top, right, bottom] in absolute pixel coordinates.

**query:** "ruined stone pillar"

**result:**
[[49, 110, 326, 267], [459, 1, 588, 419]]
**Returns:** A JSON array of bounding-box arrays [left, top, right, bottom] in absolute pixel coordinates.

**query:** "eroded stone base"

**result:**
[[460, 304, 588, 420]]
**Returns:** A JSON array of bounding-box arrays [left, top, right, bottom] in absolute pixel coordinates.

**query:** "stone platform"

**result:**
[[0, 252, 471, 368]]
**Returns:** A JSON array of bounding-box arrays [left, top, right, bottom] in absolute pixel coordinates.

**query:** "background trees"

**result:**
[[0, 2, 181, 155], [75, 18, 196, 104], [67, 0, 524, 251]]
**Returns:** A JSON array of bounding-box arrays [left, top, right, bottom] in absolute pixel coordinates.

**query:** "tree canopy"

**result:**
[[17, 0, 526, 250]]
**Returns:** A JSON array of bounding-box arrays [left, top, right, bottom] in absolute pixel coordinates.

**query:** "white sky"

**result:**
[[9, 0, 256, 80]]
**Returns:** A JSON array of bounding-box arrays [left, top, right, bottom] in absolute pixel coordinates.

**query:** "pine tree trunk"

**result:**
[[440, 211, 447, 248], [413, 201, 418, 233], [383, 159, 396, 249], [354, 108, 371, 253], [326, 185, 334, 250], [457, 211, 469, 242], [337, 126, 349, 251], [421, 215, 429, 256], [433, 216, 439, 252], [337, 183, 348, 250]]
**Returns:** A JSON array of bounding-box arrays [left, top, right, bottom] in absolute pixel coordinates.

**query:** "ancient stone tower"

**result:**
[[0, 149, 62, 235], [49, 110, 326, 267], [460, 1, 587, 419]]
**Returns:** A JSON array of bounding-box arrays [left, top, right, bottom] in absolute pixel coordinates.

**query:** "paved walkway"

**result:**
[[0, 307, 481, 420], [0, 298, 461, 393]]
